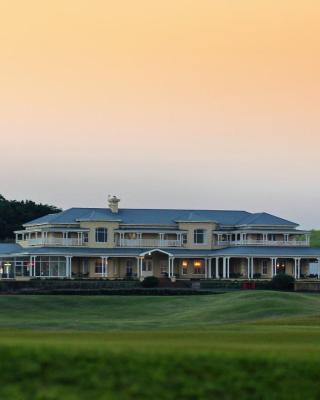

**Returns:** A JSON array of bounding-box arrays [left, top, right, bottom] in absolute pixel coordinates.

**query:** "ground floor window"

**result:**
[[276, 259, 287, 274], [193, 260, 205, 274], [35, 256, 67, 277], [95, 260, 104, 274], [181, 260, 188, 275], [262, 260, 268, 275], [142, 260, 152, 272], [126, 259, 134, 276]]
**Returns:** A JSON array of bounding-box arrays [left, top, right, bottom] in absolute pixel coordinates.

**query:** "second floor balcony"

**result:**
[[16, 229, 89, 247], [217, 239, 309, 247], [27, 237, 87, 247], [116, 231, 185, 248]]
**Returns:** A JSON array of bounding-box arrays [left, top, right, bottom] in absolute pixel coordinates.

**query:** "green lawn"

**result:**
[[1, 292, 320, 399]]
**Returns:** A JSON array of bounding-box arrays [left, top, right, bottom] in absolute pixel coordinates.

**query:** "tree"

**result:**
[[0, 195, 61, 241], [310, 230, 320, 247]]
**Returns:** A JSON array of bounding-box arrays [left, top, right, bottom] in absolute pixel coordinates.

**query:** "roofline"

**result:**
[[174, 220, 218, 223]]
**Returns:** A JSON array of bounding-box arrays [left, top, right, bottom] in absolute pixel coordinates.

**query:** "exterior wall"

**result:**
[[79, 221, 120, 248], [177, 222, 216, 249]]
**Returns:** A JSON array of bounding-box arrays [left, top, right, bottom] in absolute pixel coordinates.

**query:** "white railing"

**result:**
[[27, 238, 86, 247], [118, 239, 182, 248], [217, 240, 309, 247]]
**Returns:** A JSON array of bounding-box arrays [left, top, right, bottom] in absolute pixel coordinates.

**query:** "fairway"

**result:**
[[1, 291, 320, 399]]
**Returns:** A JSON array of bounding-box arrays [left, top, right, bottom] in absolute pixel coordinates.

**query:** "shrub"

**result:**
[[141, 276, 160, 288], [229, 273, 242, 279], [271, 274, 295, 291]]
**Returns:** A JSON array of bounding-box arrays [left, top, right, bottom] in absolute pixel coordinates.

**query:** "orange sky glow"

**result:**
[[0, 0, 319, 227]]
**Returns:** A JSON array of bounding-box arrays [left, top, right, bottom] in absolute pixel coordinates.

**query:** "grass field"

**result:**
[[1, 291, 320, 399]]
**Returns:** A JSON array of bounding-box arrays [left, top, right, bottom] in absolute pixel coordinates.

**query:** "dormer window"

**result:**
[[193, 229, 206, 244], [95, 228, 108, 243]]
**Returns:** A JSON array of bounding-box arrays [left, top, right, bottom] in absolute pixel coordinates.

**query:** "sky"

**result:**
[[0, 0, 319, 229]]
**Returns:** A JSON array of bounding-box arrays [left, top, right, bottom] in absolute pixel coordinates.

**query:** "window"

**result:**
[[95, 261, 104, 274], [95, 228, 108, 242], [83, 233, 89, 243], [182, 234, 188, 245], [142, 260, 152, 272], [182, 260, 188, 275], [193, 260, 205, 274], [262, 260, 268, 275], [126, 259, 134, 276], [193, 229, 206, 244]]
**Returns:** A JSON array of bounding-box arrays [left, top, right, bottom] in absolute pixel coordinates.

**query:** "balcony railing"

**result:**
[[217, 240, 309, 247], [27, 238, 87, 247], [117, 239, 182, 248]]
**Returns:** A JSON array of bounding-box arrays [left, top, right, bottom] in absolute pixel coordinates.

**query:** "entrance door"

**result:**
[[142, 259, 153, 277]]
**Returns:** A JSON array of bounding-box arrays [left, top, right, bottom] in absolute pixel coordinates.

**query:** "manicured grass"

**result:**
[[1, 292, 320, 399], [0, 291, 320, 330]]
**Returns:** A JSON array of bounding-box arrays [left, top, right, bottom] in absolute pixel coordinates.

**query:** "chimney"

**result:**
[[108, 195, 120, 213]]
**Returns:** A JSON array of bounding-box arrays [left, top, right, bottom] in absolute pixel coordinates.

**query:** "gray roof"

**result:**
[[24, 208, 298, 227], [1, 245, 319, 258]]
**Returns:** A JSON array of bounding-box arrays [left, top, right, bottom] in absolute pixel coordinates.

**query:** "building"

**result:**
[[0, 196, 319, 280]]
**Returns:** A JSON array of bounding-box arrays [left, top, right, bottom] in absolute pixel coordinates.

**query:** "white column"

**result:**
[[159, 233, 164, 247], [65, 256, 72, 278], [105, 257, 109, 277], [101, 257, 105, 277], [140, 257, 143, 277], [294, 258, 301, 279], [172, 257, 175, 277], [226, 257, 230, 279], [208, 258, 212, 279], [223, 257, 227, 278], [247, 257, 250, 279], [251, 258, 254, 278], [215, 258, 219, 279], [317, 258, 320, 279], [204, 258, 208, 279], [136, 257, 140, 278], [168, 257, 171, 278], [271, 258, 274, 278], [29, 256, 33, 277], [138, 233, 142, 247]]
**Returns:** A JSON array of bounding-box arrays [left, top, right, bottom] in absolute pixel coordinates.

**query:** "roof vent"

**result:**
[[108, 195, 120, 214]]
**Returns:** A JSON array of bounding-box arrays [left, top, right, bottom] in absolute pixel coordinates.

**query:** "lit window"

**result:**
[[95, 228, 108, 243], [194, 229, 206, 244], [193, 260, 204, 274], [182, 260, 188, 274]]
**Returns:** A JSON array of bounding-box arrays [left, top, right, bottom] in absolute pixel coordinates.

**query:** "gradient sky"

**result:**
[[0, 0, 319, 228]]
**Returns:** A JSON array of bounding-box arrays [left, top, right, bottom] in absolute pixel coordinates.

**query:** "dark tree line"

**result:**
[[0, 195, 61, 241]]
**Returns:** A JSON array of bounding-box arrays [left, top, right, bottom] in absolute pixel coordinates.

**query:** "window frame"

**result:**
[[95, 227, 108, 243], [193, 229, 206, 245]]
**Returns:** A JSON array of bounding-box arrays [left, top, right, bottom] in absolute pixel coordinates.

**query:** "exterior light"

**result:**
[[182, 260, 188, 267], [193, 260, 202, 267]]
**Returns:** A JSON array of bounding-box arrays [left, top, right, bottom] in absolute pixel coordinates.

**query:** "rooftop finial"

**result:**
[[108, 195, 120, 213]]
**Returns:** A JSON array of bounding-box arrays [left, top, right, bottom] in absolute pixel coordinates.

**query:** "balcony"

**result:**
[[217, 240, 309, 247], [27, 238, 87, 247], [117, 239, 182, 248]]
